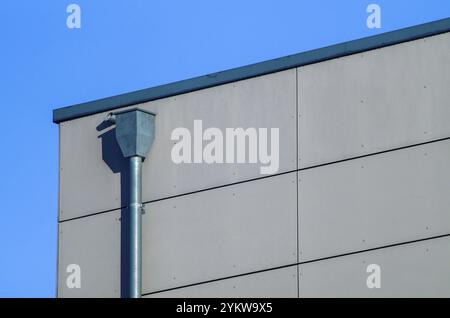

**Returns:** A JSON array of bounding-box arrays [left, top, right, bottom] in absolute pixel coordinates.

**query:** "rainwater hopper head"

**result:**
[[106, 108, 156, 160]]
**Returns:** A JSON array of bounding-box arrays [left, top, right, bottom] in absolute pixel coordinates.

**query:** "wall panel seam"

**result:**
[[141, 232, 450, 296], [60, 135, 450, 223]]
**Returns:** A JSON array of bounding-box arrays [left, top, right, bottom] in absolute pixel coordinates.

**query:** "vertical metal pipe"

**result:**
[[129, 156, 142, 298]]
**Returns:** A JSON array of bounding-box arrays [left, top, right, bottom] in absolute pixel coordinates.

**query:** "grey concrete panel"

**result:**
[[142, 173, 297, 294], [298, 139, 450, 262], [57, 210, 121, 298], [299, 236, 450, 297], [60, 69, 296, 221], [298, 32, 450, 168], [145, 266, 297, 298]]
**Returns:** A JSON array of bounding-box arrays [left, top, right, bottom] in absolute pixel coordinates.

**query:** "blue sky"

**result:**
[[0, 0, 449, 297]]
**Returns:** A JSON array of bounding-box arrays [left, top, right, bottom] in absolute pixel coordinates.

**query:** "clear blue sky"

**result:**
[[0, 0, 449, 297]]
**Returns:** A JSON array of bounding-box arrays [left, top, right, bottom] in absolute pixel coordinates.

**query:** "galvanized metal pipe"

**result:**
[[129, 156, 142, 298], [103, 109, 155, 298]]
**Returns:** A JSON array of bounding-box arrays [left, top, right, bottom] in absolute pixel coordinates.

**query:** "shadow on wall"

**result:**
[[97, 123, 131, 298]]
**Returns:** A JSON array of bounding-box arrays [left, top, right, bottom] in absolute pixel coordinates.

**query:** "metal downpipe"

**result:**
[[129, 156, 142, 298]]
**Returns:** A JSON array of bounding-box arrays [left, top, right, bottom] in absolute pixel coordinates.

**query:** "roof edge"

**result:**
[[53, 17, 450, 123]]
